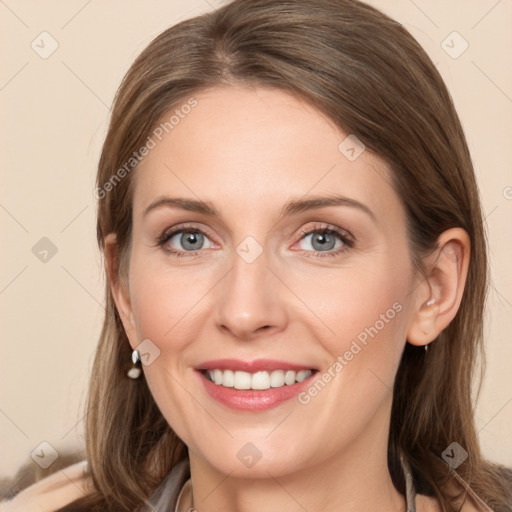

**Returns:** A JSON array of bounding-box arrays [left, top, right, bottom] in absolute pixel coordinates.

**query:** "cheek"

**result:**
[[126, 255, 212, 442], [288, 257, 411, 395], [130, 280, 181, 346], [291, 263, 408, 345], [285, 271, 409, 449], [128, 248, 214, 346]]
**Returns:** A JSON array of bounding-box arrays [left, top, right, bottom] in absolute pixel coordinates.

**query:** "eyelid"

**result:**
[[291, 222, 355, 256], [296, 222, 354, 244], [157, 222, 216, 245]]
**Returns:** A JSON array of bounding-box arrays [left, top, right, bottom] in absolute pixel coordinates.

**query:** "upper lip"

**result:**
[[196, 359, 317, 373]]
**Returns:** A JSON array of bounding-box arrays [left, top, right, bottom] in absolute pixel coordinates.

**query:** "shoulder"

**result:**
[[0, 460, 93, 512]]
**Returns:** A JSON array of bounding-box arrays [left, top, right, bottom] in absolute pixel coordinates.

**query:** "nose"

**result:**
[[213, 246, 288, 341]]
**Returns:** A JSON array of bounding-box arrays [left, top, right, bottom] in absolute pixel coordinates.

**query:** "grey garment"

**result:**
[[140, 458, 191, 512], [401, 453, 418, 512], [141, 456, 418, 512]]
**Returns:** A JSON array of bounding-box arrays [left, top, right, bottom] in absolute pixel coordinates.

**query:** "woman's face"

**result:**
[[115, 85, 422, 478]]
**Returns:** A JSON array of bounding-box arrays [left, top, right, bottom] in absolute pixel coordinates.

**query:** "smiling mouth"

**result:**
[[200, 368, 318, 390]]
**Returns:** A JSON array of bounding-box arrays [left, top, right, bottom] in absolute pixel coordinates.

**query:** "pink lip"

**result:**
[[195, 358, 316, 372], [194, 359, 318, 412]]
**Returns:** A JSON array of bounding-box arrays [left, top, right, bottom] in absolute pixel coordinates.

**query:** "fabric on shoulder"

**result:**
[[140, 458, 190, 512], [1, 455, 494, 512], [0, 460, 92, 512], [141, 455, 497, 512]]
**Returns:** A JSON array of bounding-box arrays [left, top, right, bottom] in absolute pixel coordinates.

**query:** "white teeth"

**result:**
[[270, 370, 285, 387], [213, 369, 223, 385], [296, 369, 311, 383], [222, 369, 234, 387], [234, 371, 251, 390], [251, 371, 270, 390], [284, 370, 296, 385], [205, 369, 313, 389]]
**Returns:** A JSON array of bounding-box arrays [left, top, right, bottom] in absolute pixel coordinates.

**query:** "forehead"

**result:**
[[132, 85, 402, 225]]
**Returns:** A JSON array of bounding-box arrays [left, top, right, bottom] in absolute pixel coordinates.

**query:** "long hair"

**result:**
[[57, 0, 511, 510]]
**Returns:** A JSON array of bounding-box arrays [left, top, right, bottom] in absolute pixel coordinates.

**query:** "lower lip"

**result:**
[[197, 370, 316, 411]]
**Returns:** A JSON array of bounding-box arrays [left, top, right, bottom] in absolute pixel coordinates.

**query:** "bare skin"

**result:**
[[106, 85, 470, 512]]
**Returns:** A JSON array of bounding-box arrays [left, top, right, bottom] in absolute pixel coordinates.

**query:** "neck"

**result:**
[[186, 395, 406, 512]]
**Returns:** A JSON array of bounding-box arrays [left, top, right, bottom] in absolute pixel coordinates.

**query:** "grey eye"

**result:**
[[299, 232, 342, 252], [169, 231, 207, 251]]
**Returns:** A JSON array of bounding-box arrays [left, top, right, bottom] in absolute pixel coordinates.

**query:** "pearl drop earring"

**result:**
[[127, 350, 141, 379]]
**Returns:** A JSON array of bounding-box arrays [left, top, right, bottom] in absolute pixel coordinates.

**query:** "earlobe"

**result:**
[[407, 228, 470, 347], [408, 300, 441, 347], [103, 233, 137, 342]]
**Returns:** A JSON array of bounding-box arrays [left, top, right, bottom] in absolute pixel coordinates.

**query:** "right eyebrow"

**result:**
[[143, 197, 219, 218]]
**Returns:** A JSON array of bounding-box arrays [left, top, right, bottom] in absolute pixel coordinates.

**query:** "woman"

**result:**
[[2, 0, 511, 510]]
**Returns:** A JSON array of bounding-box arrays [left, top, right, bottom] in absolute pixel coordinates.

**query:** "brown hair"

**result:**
[[57, 0, 511, 510]]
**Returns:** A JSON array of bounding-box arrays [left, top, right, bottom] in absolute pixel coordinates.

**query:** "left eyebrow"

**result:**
[[280, 194, 377, 223]]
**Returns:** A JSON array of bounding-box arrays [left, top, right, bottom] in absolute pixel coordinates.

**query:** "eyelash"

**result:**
[[156, 222, 355, 259]]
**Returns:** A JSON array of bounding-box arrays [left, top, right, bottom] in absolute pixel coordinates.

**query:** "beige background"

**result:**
[[1, 0, 511, 478]]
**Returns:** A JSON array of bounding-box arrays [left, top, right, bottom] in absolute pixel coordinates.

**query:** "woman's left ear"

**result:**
[[407, 228, 471, 347]]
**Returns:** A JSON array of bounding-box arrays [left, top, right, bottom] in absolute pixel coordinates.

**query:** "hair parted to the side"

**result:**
[[55, 0, 511, 511]]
